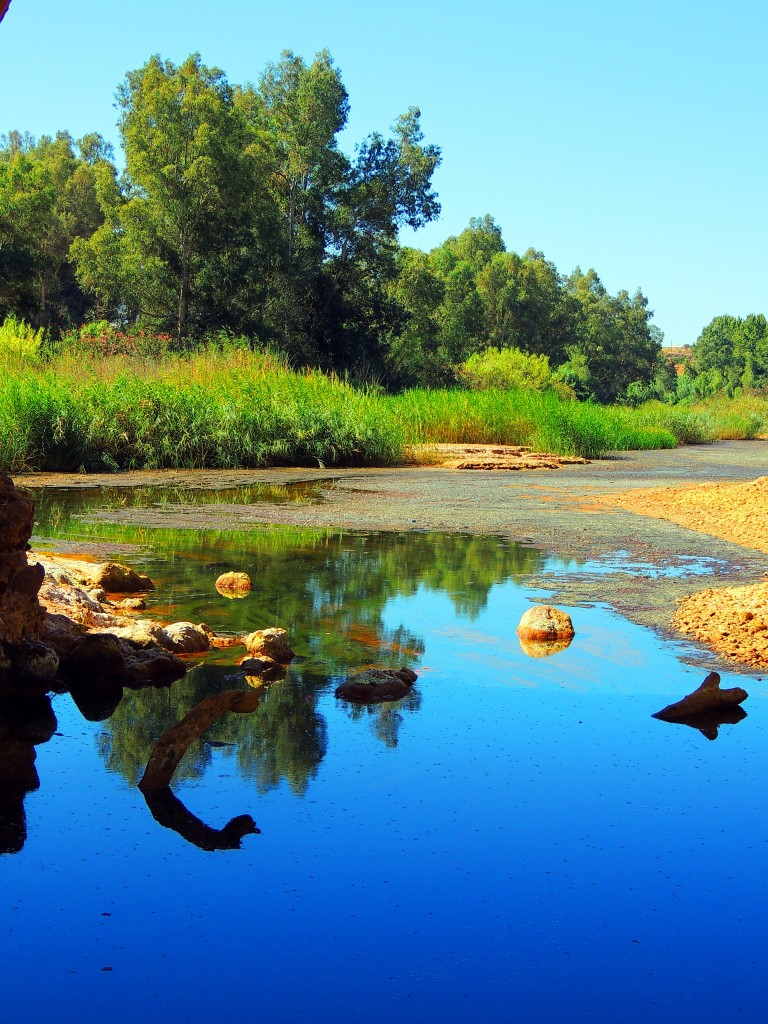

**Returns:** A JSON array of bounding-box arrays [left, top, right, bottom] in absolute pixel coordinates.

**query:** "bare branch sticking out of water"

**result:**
[[652, 671, 748, 722]]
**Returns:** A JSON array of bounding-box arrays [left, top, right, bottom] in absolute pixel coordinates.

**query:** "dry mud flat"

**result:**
[[15, 440, 768, 672], [595, 474, 768, 668]]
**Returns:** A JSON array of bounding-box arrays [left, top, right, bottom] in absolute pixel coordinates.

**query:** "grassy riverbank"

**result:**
[[1, 350, 767, 471]]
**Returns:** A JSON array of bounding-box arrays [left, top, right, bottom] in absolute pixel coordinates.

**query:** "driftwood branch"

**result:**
[[653, 671, 748, 721]]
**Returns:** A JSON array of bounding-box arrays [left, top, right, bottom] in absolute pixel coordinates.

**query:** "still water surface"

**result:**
[[3, 485, 767, 1022]]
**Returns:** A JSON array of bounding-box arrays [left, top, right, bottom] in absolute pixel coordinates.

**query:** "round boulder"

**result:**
[[215, 572, 252, 597], [335, 667, 417, 704], [91, 562, 155, 593], [163, 622, 211, 655], [517, 605, 574, 642], [244, 627, 294, 664]]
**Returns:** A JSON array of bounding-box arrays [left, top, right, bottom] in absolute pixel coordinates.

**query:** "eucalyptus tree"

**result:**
[[560, 268, 661, 402], [0, 130, 110, 329], [238, 50, 441, 371], [74, 54, 273, 341]]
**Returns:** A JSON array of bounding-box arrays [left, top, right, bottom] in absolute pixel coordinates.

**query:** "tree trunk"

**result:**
[[178, 235, 190, 342]]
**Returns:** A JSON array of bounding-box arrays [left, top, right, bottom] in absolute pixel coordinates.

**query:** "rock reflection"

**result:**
[[0, 695, 56, 854], [653, 705, 747, 741], [138, 689, 263, 851], [518, 636, 573, 658]]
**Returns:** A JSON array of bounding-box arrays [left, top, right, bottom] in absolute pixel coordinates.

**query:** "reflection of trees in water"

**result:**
[[100, 665, 328, 795], [35, 490, 556, 794], [344, 690, 422, 748]]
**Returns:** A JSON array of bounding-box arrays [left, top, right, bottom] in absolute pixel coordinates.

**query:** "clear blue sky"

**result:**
[[1, 0, 765, 345]]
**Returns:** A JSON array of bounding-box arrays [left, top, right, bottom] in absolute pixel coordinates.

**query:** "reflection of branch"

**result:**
[[0, 3, 12, 27], [139, 689, 262, 791], [654, 705, 747, 741], [142, 787, 259, 851]]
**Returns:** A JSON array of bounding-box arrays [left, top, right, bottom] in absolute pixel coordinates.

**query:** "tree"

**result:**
[[563, 268, 662, 402], [73, 54, 271, 341], [692, 313, 768, 394], [0, 131, 110, 330]]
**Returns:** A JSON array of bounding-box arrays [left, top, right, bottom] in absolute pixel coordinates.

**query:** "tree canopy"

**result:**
[[1, 49, 667, 401]]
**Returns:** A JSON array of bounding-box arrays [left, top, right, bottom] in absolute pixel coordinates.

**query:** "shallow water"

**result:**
[[3, 486, 767, 1022]]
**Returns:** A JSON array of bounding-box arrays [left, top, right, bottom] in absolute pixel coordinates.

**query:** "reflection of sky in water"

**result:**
[[545, 549, 730, 579], [4, 488, 768, 1022]]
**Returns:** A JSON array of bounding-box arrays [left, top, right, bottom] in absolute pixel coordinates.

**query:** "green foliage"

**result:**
[[390, 387, 679, 458], [456, 345, 575, 399], [0, 313, 45, 366], [0, 130, 112, 331], [0, 350, 403, 472], [688, 313, 768, 397]]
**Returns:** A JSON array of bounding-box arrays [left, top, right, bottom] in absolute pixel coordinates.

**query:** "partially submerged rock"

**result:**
[[162, 622, 211, 655], [517, 605, 575, 642], [653, 671, 748, 721], [90, 561, 154, 593], [215, 572, 252, 596], [244, 627, 294, 664], [335, 667, 417, 704], [241, 656, 286, 684]]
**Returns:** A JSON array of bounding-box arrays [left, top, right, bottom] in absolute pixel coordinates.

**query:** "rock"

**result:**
[[244, 627, 295, 664], [123, 647, 187, 687], [60, 631, 186, 688], [517, 605, 575, 642], [111, 597, 146, 611], [65, 633, 128, 678], [335, 667, 417, 704], [88, 587, 108, 603], [653, 671, 748, 721], [162, 622, 211, 654], [8, 640, 59, 685], [90, 562, 154, 593], [0, 472, 35, 550], [0, 475, 46, 647], [38, 576, 121, 628], [241, 656, 286, 684], [105, 619, 171, 649], [9, 562, 45, 597], [215, 572, 252, 596], [241, 657, 269, 675], [40, 613, 87, 660]]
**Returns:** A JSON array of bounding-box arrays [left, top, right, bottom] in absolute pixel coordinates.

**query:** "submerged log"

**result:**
[[652, 671, 748, 721], [139, 689, 262, 791]]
